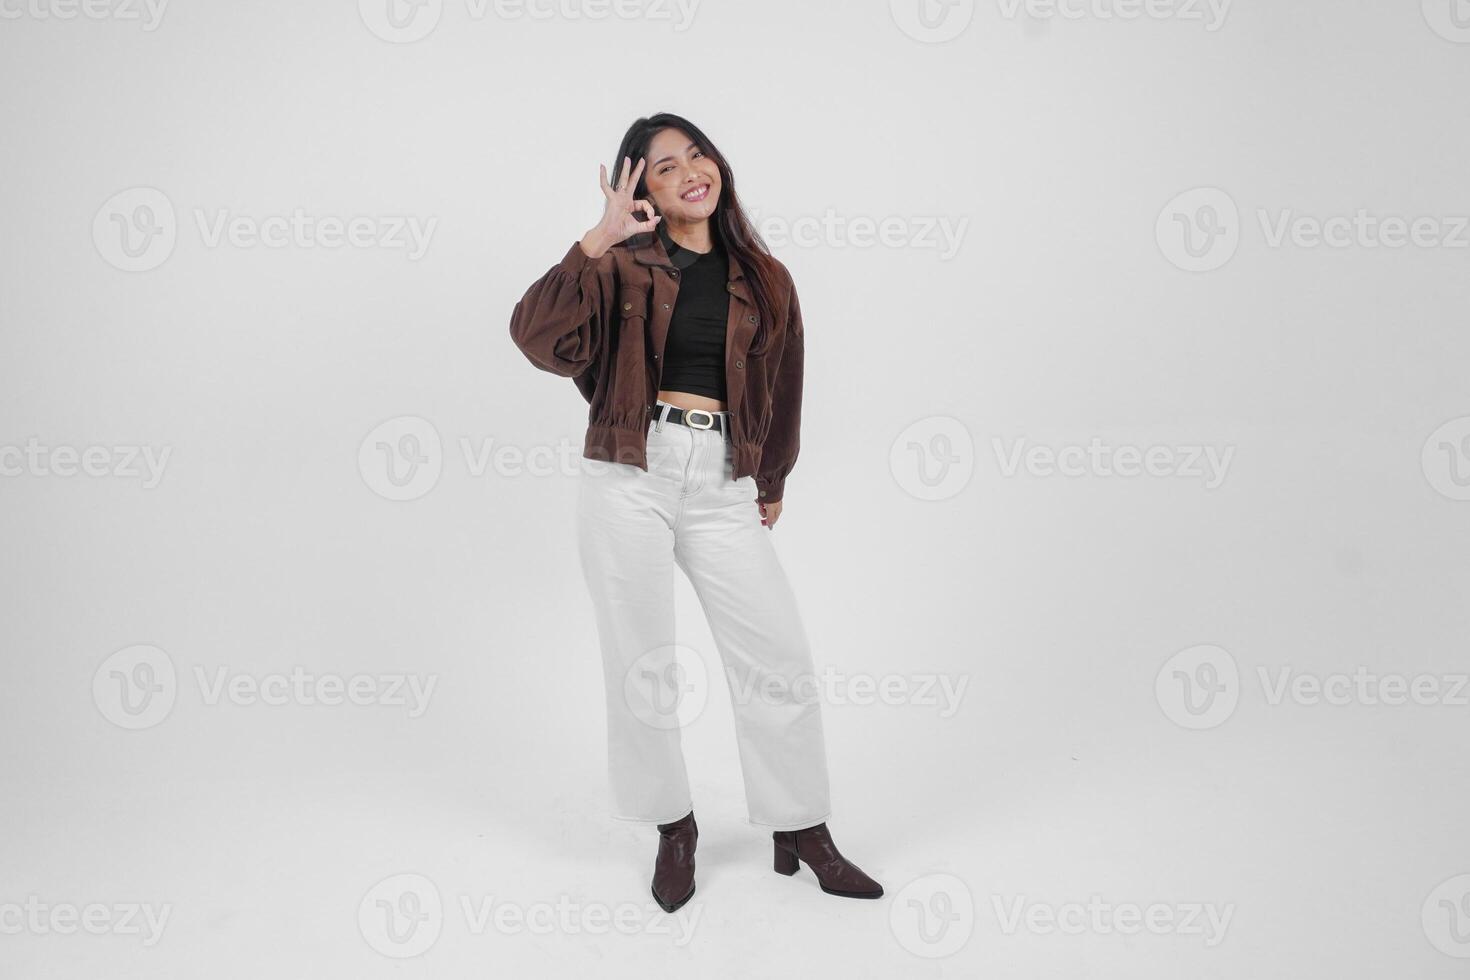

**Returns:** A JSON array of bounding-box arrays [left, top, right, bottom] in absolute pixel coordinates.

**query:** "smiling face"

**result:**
[[643, 127, 722, 225]]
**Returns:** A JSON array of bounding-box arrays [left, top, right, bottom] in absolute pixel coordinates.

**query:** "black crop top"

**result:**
[[656, 221, 730, 402]]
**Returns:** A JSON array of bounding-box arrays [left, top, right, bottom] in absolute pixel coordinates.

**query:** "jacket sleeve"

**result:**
[[755, 279, 805, 503], [508, 240, 615, 377]]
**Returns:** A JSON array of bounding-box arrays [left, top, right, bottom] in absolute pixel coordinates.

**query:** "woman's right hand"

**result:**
[[580, 156, 661, 259]]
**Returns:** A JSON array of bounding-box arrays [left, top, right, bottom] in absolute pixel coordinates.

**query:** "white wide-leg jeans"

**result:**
[[575, 400, 832, 832]]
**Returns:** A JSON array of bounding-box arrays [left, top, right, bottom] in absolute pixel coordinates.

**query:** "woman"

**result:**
[[509, 113, 881, 912]]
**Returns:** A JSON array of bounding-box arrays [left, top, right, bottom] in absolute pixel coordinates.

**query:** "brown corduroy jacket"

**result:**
[[508, 231, 805, 502]]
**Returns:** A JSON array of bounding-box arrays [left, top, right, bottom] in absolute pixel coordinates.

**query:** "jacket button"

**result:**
[[748, 315, 758, 323], [668, 269, 679, 278], [662, 303, 670, 309], [623, 302, 632, 311], [759, 490, 767, 498], [735, 360, 743, 369], [726, 284, 736, 292]]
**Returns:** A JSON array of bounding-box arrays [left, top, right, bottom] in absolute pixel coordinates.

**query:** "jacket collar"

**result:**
[[628, 223, 749, 293]]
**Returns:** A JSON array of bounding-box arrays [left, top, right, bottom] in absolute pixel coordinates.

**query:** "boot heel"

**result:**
[[773, 844, 799, 876]]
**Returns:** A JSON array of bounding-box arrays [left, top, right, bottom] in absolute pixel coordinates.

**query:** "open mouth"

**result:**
[[680, 183, 711, 203]]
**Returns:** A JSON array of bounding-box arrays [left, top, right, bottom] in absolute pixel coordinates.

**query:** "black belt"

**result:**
[[649, 403, 731, 438]]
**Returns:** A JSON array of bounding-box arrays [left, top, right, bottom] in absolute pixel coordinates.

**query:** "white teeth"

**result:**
[[682, 184, 708, 201]]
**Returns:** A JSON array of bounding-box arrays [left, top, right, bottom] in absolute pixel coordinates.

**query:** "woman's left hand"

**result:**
[[759, 499, 783, 529]]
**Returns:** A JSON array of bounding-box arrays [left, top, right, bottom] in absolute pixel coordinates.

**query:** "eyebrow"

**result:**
[[651, 142, 699, 167]]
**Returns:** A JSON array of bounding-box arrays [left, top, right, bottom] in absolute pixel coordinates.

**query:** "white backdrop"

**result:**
[[3, 1, 1470, 977]]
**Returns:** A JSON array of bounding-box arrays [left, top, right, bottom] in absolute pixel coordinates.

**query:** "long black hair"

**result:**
[[613, 113, 784, 334]]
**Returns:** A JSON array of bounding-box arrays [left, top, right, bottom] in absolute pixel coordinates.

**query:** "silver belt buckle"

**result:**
[[684, 409, 715, 430]]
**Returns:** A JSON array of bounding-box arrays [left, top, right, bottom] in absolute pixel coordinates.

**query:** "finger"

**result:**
[[617, 155, 631, 193], [631, 156, 646, 185], [599, 164, 612, 197]]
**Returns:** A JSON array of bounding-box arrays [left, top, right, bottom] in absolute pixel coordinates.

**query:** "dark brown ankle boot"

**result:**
[[772, 822, 883, 899], [651, 811, 698, 912]]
